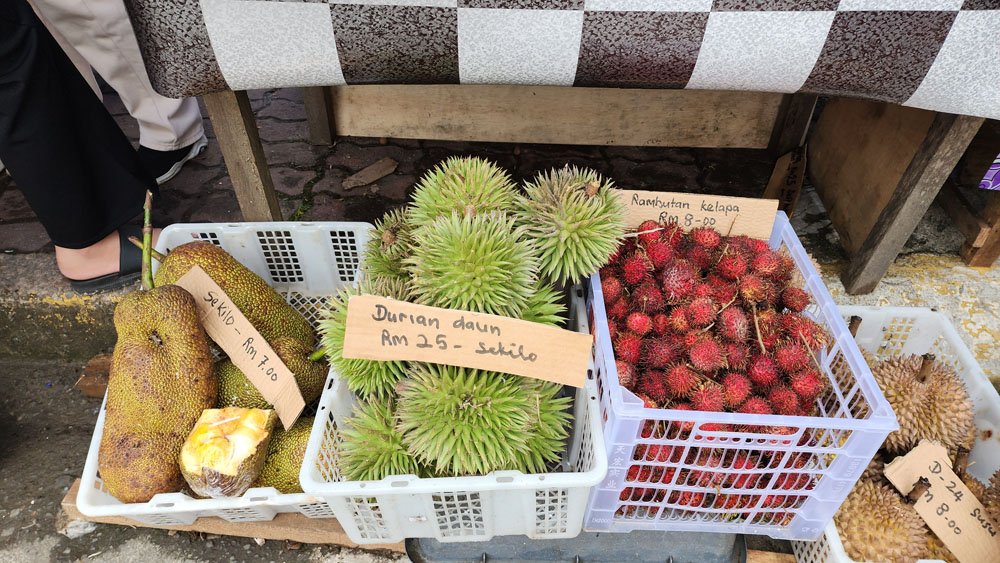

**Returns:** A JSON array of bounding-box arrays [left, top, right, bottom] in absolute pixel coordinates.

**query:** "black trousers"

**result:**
[[0, 0, 154, 249]]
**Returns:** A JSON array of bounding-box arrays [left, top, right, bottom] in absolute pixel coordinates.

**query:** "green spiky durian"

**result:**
[[510, 380, 572, 474], [363, 208, 413, 282], [519, 283, 567, 327], [405, 212, 538, 318], [359, 274, 412, 303], [339, 401, 423, 481], [516, 166, 625, 284], [318, 286, 407, 400], [409, 157, 518, 229], [396, 364, 532, 476]]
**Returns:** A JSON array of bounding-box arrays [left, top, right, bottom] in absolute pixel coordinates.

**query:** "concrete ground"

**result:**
[[1, 88, 997, 562]]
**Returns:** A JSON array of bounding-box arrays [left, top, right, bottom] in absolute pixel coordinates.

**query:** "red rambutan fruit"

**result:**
[[616, 360, 637, 389], [751, 250, 783, 278], [691, 384, 725, 412], [689, 226, 722, 250], [626, 311, 653, 336], [667, 307, 691, 334], [686, 297, 718, 329], [781, 314, 830, 350], [748, 355, 779, 388], [652, 313, 671, 336], [768, 385, 801, 416], [637, 394, 658, 409], [662, 223, 684, 248], [643, 240, 674, 270], [692, 282, 714, 299], [638, 370, 670, 404], [780, 286, 810, 313], [606, 298, 629, 321], [774, 342, 810, 373], [711, 279, 738, 304], [727, 453, 762, 488], [601, 275, 624, 305], [665, 365, 699, 397], [721, 372, 752, 408], [724, 342, 750, 370], [689, 337, 727, 373], [643, 339, 680, 369], [718, 307, 749, 341], [622, 252, 652, 286], [738, 396, 773, 415], [615, 332, 643, 364], [633, 281, 665, 312], [686, 245, 716, 271], [789, 369, 825, 402], [636, 220, 662, 244], [716, 251, 748, 281], [738, 274, 769, 304], [607, 319, 618, 341], [747, 238, 771, 255], [661, 260, 699, 303]]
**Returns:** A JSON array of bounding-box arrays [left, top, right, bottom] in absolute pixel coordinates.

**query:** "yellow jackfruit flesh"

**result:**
[[180, 408, 277, 498]]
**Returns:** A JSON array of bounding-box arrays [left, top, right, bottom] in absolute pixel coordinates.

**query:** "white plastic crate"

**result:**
[[299, 287, 608, 544], [582, 211, 898, 540], [76, 222, 372, 525], [791, 306, 1000, 563]]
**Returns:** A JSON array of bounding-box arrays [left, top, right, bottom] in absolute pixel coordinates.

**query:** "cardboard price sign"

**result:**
[[616, 190, 778, 239], [341, 295, 590, 387], [174, 266, 305, 429], [884, 440, 1000, 563]]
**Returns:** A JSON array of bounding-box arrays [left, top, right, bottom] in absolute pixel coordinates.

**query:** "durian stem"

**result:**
[[309, 348, 326, 362], [954, 447, 971, 477], [752, 306, 766, 354], [906, 477, 931, 504], [128, 236, 167, 262], [917, 353, 936, 383], [848, 316, 862, 337], [141, 190, 153, 291]]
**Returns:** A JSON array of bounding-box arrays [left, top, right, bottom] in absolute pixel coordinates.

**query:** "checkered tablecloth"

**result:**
[[125, 1, 1000, 121]]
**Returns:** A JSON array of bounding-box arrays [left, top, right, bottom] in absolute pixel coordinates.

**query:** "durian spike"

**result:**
[[128, 236, 167, 262], [141, 190, 153, 290], [848, 315, 862, 337], [916, 353, 936, 383], [906, 477, 931, 504]]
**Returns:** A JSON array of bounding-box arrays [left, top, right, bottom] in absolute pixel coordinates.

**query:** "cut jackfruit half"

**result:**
[[179, 408, 277, 498]]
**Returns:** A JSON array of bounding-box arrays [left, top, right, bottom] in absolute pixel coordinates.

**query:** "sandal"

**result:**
[[68, 225, 144, 294]]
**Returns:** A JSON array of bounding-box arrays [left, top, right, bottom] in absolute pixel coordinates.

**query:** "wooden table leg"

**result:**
[[303, 87, 336, 146], [960, 192, 1000, 267], [768, 93, 818, 157], [841, 113, 984, 294], [202, 90, 282, 221]]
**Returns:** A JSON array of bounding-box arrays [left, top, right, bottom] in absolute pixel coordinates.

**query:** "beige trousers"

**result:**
[[28, 0, 204, 151]]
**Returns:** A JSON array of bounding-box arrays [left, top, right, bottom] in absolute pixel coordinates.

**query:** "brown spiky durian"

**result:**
[[871, 354, 974, 455], [835, 480, 927, 563]]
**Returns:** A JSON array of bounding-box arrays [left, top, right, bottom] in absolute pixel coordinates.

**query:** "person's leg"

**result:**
[[26, 0, 102, 98], [0, 0, 157, 280]]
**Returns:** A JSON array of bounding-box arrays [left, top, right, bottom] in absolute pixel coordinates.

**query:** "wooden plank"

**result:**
[[747, 549, 797, 563], [329, 85, 784, 149], [961, 191, 1000, 267], [768, 93, 818, 156], [808, 98, 936, 255], [202, 90, 282, 221], [61, 480, 404, 552], [303, 86, 335, 146], [762, 146, 806, 217], [937, 182, 991, 248], [841, 113, 984, 294]]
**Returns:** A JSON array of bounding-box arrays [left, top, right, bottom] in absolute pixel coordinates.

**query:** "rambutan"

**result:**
[[691, 384, 725, 412], [716, 251, 748, 281], [718, 307, 749, 341], [724, 342, 750, 370], [638, 370, 670, 404], [746, 238, 771, 255], [662, 224, 684, 249], [781, 314, 830, 350], [692, 282, 714, 299], [643, 340, 680, 369], [636, 220, 662, 244], [615, 332, 643, 364], [643, 240, 674, 270], [774, 342, 810, 373], [768, 385, 801, 416], [738, 396, 773, 415], [710, 278, 738, 304], [738, 274, 769, 304], [667, 307, 691, 333], [665, 365, 699, 397], [660, 260, 699, 303], [606, 298, 629, 321], [690, 226, 722, 250], [616, 360, 637, 389], [636, 395, 658, 409], [721, 372, 752, 408], [622, 252, 652, 286], [652, 313, 670, 336], [781, 286, 810, 313], [686, 297, 718, 329], [609, 238, 636, 266], [602, 275, 624, 305], [607, 319, 618, 341], [727, 453, 762, 488], [751, 250, 783, 279], [689, 337, 726, 373], [789, 369, 825, 402], [626, 311, 653, 336], [633, 281, 665, 312], [686, 245, 716, 271], [748, 355, 779, 388]]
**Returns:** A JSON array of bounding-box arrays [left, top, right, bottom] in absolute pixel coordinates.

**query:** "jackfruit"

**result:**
[[152, 241, 315, 344], [254, 417, 313, 493], [180, 408, 277, 498], [98, 285, 216, 503], [216, 337, 327, 409]]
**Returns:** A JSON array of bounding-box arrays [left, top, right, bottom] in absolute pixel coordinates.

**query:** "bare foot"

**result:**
[[56, 228, 161, 280]]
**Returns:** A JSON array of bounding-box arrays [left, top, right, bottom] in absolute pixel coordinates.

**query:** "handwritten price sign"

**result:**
[[884, 440, 1000, 563], [341, 295, 590, 387], [616, 190, 778, 239]]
